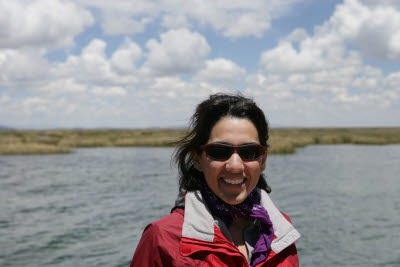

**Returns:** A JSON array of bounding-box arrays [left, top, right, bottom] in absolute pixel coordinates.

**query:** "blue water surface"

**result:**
[[0, 145, 399, 266]]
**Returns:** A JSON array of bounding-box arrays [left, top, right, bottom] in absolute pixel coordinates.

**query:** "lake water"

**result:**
[[1, 145, 399, 266]]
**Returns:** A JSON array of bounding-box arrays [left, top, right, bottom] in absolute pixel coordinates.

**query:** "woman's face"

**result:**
[[195, 116, 267, 205]]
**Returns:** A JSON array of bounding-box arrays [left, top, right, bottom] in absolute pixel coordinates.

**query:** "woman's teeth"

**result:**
[[222, 178, 245, 184]]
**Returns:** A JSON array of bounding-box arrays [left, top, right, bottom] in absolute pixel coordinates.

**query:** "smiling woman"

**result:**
[[194, 117, 267, 206], [130, 93, 300, 266]]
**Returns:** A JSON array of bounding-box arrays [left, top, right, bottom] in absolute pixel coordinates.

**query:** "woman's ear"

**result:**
[[260, 149, 268, 171], [192, 152, 202, 171]]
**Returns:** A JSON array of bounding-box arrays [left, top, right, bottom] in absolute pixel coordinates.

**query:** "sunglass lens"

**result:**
[[206, 145, 232, 160], [239, 146, 263, 161]]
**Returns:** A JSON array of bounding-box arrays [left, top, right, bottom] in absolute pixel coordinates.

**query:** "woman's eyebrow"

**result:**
[[209, 141, 259, 145], [211, 141, 230, 145]]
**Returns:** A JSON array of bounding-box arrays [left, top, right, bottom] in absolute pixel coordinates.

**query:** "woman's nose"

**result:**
[[225, 152, 244, 173]]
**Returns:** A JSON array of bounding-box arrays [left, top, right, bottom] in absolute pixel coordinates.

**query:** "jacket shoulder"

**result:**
[[149, 208, 184, 237], [280, 211, 293, 224], [140, 208, 184, 249], [130, 209, 184, 267]]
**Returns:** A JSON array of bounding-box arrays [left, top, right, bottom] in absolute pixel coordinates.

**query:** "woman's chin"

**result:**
[[219, 192, 248, 205], [217, 179, 248, 204]]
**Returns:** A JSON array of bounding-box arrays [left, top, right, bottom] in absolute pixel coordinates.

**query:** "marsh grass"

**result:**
[[0, 143, 72, 155], [268, 128, 400, 153], [1, 128, 399, 155]]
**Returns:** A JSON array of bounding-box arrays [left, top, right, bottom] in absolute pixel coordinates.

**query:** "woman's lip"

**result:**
[[220, 177, 246, 185]]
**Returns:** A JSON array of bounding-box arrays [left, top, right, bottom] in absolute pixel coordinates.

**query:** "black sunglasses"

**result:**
[[200, 143, 267, 161]]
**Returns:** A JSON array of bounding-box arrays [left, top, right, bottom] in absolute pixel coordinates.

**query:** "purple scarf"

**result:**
[[200, 182, 275, 266]]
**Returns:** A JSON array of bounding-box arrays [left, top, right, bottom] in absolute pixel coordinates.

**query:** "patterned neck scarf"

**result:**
[[200, 181, 275, 267]]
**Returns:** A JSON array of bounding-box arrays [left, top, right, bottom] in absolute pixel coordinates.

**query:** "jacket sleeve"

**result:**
[[270, 243, 299, 267], [130, 223, 164, 267], [277, 212, 299, 267], [131, 210, 185, 267]]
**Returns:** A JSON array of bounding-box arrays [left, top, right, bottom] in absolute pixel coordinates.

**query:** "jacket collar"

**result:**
[[176, 188, 300, 254]]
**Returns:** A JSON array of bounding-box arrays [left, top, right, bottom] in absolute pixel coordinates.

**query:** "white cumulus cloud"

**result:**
[[0, 48, 51, 87], [144, 29, 211, 75], [0, 0, 93, 49], [321, 0, 400, 61], [1, 0, 399, 129], [252, 0, 400, 127], [73, 0, 301, 38], [110, 38, 143, 75], [92, 86, 127, 97], [194, 58, 246, 84]]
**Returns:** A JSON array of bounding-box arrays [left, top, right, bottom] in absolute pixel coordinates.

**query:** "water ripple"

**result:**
[[1, 145, 399, 266]]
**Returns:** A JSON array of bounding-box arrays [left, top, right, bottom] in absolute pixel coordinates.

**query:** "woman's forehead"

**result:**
[[207, 117, 259, 144]]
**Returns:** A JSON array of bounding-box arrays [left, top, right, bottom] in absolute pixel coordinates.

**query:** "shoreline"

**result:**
[[1, 127, 400, 155]]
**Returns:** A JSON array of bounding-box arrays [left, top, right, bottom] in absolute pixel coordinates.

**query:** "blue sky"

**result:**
[[1, 0, 399, 129]]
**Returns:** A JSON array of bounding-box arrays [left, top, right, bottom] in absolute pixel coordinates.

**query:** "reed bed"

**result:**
[[1, 128, 399, 155], [0, 143, 72, 155]]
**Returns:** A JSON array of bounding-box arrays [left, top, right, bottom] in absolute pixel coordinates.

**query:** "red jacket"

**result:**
[[131, 190, 300, 266]]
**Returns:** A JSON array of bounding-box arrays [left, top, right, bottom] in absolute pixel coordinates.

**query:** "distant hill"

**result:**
[[0, 125, 14, 130]]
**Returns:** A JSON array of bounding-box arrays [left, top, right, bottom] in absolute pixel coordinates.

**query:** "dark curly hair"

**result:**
[[173, 93, 271, 194]]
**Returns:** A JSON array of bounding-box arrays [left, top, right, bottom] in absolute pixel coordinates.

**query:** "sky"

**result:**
[[0, 0, 399, 129]]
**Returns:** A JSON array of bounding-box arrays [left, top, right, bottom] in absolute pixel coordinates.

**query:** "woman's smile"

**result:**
[[221, 177, 246, 185], [196, 117, 267, 205]]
